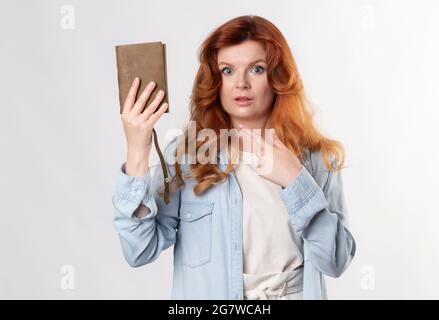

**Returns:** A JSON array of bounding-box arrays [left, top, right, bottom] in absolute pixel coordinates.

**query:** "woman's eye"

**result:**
[[221, 67, 232, 75], [252, 65, 265, 74]]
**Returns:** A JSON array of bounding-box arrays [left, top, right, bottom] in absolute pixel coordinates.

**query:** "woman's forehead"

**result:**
[[217, 40, 266, 63]]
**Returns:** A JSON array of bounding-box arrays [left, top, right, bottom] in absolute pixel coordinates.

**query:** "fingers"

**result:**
[[240, 129, 264, 158], [139, 89, 166, 121], [263, 128, 283, 148], [146, 101, 169, 126], [122, 77, 140, 115], [264, 129, 275, 147], [131, 81, 157, 115], [238, 128, 254, 153]]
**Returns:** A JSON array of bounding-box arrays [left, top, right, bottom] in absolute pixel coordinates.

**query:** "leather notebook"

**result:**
[[115, 41, 170, 114]]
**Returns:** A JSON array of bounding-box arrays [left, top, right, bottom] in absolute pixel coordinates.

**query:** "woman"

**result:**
[[112, 15, 356, 300]]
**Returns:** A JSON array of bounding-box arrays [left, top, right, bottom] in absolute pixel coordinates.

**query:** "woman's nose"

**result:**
[[235, 74, 251, 89]]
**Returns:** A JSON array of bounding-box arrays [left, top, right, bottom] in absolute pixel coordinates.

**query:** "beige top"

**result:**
[[231, 148, 304, 300]]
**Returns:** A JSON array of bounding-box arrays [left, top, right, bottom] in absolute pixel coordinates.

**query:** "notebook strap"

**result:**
[[152, 128, 170, 205]]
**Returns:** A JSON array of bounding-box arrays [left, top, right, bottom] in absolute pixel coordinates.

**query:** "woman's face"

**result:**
[[218, 40, 276, 130]]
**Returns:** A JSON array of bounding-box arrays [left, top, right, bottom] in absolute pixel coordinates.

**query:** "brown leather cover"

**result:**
[[115, 41, 169, 114]]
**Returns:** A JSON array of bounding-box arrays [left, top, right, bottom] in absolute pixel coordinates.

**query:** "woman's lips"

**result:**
[[234, 98, 254, 106]]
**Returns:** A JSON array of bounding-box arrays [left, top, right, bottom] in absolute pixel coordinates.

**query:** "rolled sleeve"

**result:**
[[112, 162, 158, 221], [279, 165, 329, 234]]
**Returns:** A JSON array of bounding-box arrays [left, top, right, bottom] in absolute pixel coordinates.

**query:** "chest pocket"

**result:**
[[177, 201, 214, 268]]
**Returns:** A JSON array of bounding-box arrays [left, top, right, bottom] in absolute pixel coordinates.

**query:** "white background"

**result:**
[[1, 0, 438, 299]]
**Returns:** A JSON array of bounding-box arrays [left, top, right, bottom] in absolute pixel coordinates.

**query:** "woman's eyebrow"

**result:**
[[218, 59, 267, 67]]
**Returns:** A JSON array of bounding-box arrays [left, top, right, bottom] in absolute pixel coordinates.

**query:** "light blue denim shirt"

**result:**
[[112, 135, 356, 300]]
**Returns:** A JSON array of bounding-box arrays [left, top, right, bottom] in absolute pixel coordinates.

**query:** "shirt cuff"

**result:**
[[278, 165, 329, 232], [112, 162, 157, 220]]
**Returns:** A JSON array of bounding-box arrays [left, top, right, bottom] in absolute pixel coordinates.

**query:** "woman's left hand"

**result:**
[[239, 128, 302, 188]]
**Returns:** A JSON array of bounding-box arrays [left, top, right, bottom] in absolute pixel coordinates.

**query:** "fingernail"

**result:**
[[148, 81, 155, 88]]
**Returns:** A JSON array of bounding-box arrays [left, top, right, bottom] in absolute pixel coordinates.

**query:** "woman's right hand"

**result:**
[[121, 77, 169, 176]]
